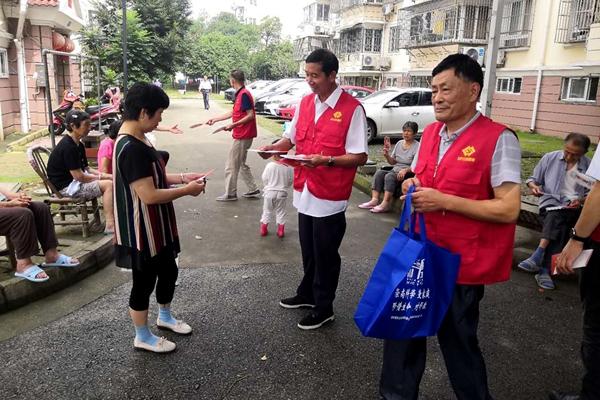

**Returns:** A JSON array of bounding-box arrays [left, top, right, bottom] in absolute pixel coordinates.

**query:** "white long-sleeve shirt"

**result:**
[[262, 161, 293, 193]]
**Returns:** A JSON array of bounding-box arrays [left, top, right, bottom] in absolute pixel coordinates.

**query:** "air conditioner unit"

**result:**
[[461, 46, 485, 66], [362, 54, 378, 68], [383, 4, 393, 15], [496, 50, 506, 67]]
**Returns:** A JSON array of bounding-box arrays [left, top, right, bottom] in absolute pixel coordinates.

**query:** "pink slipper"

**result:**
[[371, 205, 391, 214], [358, 201, 378, 209]]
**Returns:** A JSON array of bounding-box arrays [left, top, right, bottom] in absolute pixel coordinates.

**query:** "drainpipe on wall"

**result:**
[[530, 2, 553, 132], [14, 0, 30, 133]]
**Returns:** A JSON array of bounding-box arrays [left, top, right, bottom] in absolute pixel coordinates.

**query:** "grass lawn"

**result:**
[[0, 151, 41, 185], [163, 88, 203, 99]]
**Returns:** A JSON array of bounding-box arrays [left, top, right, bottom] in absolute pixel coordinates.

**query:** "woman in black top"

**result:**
[[46, 110, 115, 232], [114, 83, 207, 353]]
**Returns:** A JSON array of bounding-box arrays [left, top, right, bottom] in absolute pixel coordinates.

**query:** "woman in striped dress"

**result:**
[[114, 83, 206, 353]]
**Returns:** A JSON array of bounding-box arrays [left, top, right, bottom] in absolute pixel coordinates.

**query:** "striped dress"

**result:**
[[112, 134, 180, 270]]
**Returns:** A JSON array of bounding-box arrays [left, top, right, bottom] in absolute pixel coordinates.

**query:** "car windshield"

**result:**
[[361, 90, 402, 104]]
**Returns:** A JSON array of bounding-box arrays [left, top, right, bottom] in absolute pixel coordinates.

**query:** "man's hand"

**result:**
[[206, 119, 215, 126], [303, 154, 327, 168], [4, 198, 29, 207], [409, 187, 448, 213], [401, 176, 421, 194], [224, 124, 235, 131], [556, 239, 583, 275], [168, 124, 183, 134], [258, 145, 274, 159], [185, 180, 205, 196], [528, 183, 543, 197]]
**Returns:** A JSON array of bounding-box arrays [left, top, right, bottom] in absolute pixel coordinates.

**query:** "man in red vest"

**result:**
[[207, 70, 260, 201], [551, 148, 600, 400], [379, 54, 522, 399], [259, 49, 368, 330]]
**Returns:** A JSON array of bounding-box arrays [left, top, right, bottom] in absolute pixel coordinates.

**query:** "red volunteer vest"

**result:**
[[293, 91, 360, 201], [413, 115, 517, 285], [232, 87, 257, 140], [592, 226, 600, 243]]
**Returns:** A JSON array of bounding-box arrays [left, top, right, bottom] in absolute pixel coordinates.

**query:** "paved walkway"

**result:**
[[0, 98, 585, 400]]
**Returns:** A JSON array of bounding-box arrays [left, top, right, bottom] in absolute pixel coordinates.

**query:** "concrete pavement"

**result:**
[[0, 97, 586, 400]]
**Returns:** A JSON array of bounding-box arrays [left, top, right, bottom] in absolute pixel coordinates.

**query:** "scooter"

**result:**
[[49, 88, 122, 136]]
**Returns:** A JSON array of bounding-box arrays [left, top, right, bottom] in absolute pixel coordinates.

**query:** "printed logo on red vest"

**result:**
[[330, 111, 343, 122], [458, 145, 476, 162]]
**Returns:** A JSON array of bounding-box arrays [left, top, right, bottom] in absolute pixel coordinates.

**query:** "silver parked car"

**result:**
[[360, 88, 434, 143]]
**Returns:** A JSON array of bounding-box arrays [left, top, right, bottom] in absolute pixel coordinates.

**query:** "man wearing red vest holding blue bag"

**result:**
[[379, 54, 522, 399], [207, 69, 260, 201], [259, 49, 368, 330], [551, 148, 600, 400]]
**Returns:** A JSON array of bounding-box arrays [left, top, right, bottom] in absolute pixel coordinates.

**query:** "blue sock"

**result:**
[[158, 307, 177, 325], [135, 325, 159, 346], [531, 247, 545, 264]]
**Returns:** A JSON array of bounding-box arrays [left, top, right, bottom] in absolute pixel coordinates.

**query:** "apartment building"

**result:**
[[331, 0, 390, 89], [232, 0, 262, 25], [491, 0, 600, 141], [0, 0, 85, 139], [293, 0, 337, 76]]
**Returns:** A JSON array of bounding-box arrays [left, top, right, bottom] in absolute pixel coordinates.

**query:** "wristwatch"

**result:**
[[327, 156, 335, 167], [570, 227, 589, 242]]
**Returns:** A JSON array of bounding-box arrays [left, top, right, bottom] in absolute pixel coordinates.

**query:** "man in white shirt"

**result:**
[[260, 49, 368, 330], [199, 75, 212, 110], [552, 148, 600, 400]]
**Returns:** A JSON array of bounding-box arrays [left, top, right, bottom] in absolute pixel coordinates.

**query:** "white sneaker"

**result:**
[[157, 318, 193, 335], [133, 336, 176, 353]]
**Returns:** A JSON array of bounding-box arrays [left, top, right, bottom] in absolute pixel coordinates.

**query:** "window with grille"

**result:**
[[556, 0, 598, 43], [317, 4, 330, 21], [500, 0, 534, 48], [496, 77, 522, 93], [0, 49, 8, 79], [364, 29, 382, 52], [560, 77, 599, 101]]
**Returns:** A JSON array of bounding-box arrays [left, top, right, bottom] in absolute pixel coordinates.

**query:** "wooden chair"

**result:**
[[27, 145, 102, 238], [0, 235, 17, 270]]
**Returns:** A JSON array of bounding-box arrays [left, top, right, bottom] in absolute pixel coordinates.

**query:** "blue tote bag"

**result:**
[[354, 187, 461, 340]]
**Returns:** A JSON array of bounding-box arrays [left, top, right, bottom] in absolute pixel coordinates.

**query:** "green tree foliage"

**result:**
[[184, 12, 298, 86], [81, 0, 191, 86]]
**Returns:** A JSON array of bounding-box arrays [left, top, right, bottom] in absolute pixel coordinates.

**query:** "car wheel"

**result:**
[[366, 120, 376, 143]]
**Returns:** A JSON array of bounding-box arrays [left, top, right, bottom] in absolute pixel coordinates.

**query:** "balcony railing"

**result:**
[[397, 0, 493, 49], [499, 0, 534, 48], [555, 0, 598, 43]]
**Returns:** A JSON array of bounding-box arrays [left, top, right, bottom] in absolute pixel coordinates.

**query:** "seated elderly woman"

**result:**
[[46, 110, 114, 233], [0, 187, 79, 282], [359, 121, 419, 213]]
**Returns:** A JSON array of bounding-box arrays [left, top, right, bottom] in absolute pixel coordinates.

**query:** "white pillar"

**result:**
[[481, 0, 504, 117]]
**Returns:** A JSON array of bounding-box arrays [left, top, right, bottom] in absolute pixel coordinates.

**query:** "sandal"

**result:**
[[371, 205, 391, 214], [14, 265, 49, 283], [42, 253, 80, 268]]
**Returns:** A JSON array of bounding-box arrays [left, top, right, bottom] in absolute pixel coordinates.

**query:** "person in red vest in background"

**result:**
[[207, 70, 260, 201], [551, 148, 600, 400], [379, 54, 522, 400], [259, 48, 368, 330]]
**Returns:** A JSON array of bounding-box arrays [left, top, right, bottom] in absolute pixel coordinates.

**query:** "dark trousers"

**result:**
[[380, 285, 492, 400], [201, 90, 210, 110], [0, 201, 58, 259], [296, 211, 346, 314], [540, 208, 581, 271], [129, 250, 179, 311], [580, 240, 600, 400]]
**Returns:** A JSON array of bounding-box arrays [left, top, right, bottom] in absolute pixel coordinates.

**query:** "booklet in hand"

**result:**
[[551, 249, 594, 275]]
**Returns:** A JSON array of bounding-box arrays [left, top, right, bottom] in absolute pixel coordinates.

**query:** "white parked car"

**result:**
[[360, 88, 435, 143]]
